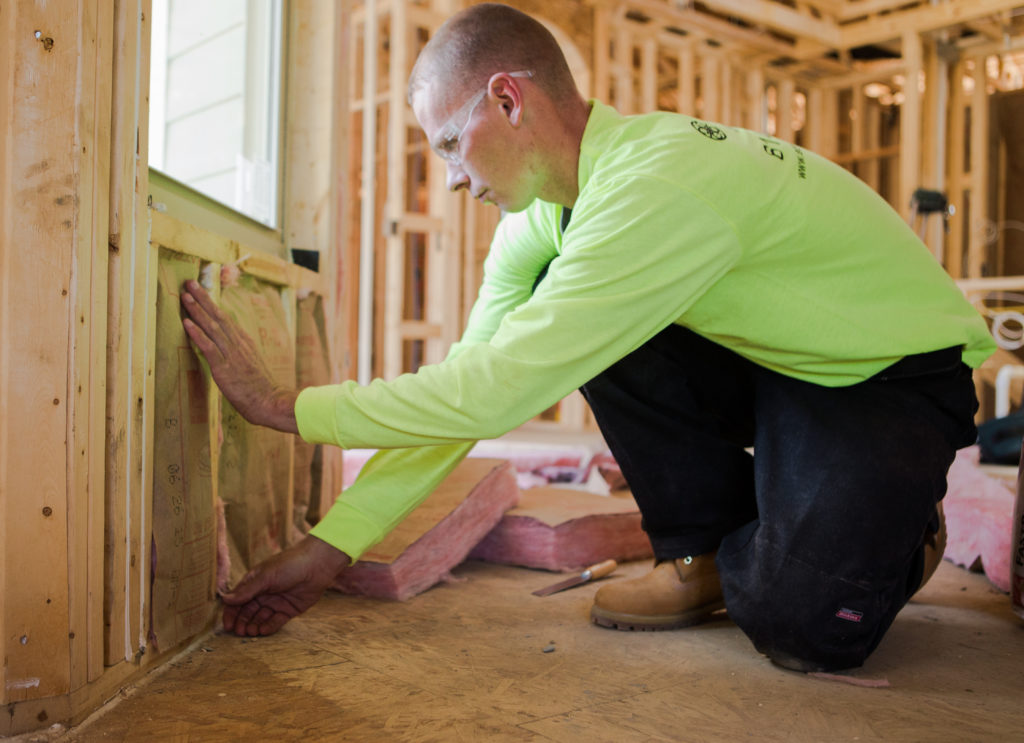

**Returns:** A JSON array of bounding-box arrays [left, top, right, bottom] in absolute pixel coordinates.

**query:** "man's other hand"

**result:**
[[221, 535, 352, 636], [180, 279, 299, 433]]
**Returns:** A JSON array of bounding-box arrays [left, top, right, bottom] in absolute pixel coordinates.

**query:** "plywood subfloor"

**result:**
[[53, 560, 1024, 742]]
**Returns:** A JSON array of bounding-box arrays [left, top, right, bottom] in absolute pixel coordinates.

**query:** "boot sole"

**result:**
[[589, 600, 726, 631]]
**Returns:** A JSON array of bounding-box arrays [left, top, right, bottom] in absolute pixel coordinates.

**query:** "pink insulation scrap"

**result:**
[[215, 497, 231, 594], [342, 441, 618, 492], [472, 440, 614, 491], [468, 486, 652, 572], [341, 448, 377, 489], [943, 445, 1014, 593]]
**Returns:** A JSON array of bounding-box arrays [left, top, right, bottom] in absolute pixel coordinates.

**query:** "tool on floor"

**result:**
[[532, 559, 618, 596]]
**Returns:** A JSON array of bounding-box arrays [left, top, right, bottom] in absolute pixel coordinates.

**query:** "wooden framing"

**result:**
[[969, 57, 992, 278], [347, 0, 465, 383], [1, 0, 346, 735], [3, 0, 85, 711], [0, 0, 148, 728]]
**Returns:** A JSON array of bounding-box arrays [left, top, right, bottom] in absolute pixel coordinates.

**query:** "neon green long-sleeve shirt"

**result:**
[[305, 101, 995, 561]]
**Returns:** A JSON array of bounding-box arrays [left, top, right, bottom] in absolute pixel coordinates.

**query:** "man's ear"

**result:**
[[489, 72, 524, 127]]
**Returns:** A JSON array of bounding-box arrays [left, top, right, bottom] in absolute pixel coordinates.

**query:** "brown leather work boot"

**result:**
[[916, 502, 947, 595], [590, 553, 725, 631]]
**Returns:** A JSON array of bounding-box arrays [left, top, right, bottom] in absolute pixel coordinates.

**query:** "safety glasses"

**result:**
[[432, 70, 533, 166]]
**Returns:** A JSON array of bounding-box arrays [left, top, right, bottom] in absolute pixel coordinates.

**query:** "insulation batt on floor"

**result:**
[[943, 444, 1015, 592], [233, 441, 1023, 604], [468, 485, 652, 571], [331, 459, 518, 600]]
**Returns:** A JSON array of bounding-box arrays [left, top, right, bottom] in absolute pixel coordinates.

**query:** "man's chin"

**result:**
[[496, 196, 536, 213]]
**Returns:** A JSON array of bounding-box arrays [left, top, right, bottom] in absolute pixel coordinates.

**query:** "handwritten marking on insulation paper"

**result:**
[[7, 678, 41, 689]]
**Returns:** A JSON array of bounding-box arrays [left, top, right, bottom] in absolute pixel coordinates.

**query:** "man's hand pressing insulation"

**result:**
[[221, 535, 352, 636], [180, 279, 299, 434]]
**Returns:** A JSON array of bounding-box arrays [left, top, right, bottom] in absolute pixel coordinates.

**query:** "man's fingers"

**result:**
[[222, 603, 242, 634], [248, 605, 277, 635], [182, 279, 223, 319], [221, 570, 268, 606], [221, 600, 269, 636], [257, 613, 291, 636], [222, 596, 301, 637], [181, 280, 257, 364], [250, 595, 306, 635], [181, 317, 223, 364], [181, 284, 236, 355]]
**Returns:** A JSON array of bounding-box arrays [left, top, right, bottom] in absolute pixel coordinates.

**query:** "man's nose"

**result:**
[[446, 161, 469, 192]]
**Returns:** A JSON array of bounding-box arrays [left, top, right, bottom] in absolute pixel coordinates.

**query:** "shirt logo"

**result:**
[[691, 120, 727, 141]]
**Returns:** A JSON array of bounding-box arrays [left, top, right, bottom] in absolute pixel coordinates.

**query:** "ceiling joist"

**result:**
[[697, 0, 841, 46], [598, 0, 1024, 82], [839, 0, 1024, 49]]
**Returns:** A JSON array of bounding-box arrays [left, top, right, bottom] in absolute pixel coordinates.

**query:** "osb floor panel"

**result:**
[[55, 560, 1024, 742]]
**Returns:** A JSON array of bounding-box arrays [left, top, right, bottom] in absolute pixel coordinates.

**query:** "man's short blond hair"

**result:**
[[408, 3, 579, 107]]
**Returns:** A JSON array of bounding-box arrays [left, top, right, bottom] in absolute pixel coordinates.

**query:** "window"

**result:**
[[149, 0, 283, 227]]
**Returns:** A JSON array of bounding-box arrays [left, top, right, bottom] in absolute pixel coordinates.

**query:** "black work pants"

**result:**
[[580, 325, 978, 671]]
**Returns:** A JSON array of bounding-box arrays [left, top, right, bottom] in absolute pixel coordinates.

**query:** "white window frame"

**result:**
[[148, 0, 287, 256]]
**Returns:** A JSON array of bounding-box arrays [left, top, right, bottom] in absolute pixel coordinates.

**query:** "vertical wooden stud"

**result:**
[[104, 0, 151, 666], [2, 0, 89, 705], [967, 55, 990, 278], [68, 0, 114, 688], [357, 0, 378, 384], [864, 95, 881, 192], [323, 0, 353, 514], [777, 77, 795, 143], [614, 23, 633, 113], [746, 67, 765, 132], [131, 0, 155, 656], [641, 36, 657, 112], [899, 30, 923, 222], [720, 60, 733, 125], [593, 3, 610, 103], [805, 85, 823, 154], [946, 58, 967, 277], [923, 39, 950, 260], [821, 87, 839, 161], [677, 44, 695, 115], [383, 0, 406, 380], [701, 53, 719, 121]]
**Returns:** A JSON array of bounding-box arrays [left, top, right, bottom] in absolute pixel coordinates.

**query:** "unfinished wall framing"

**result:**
[[347, 0, 459, 386], [0, 0, 346, 735], [2, 2, 150, 731]]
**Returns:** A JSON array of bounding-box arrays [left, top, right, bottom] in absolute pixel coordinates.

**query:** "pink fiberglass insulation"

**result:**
[[468, 486, 652, 572], [943, 445, 1014, 592], [342, 442, 611, 491], [332, 459, 519, 601]]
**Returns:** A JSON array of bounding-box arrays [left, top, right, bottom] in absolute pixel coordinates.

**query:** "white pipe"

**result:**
[[994, 364, 1024, 418], [357, 0, 378, 385]]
